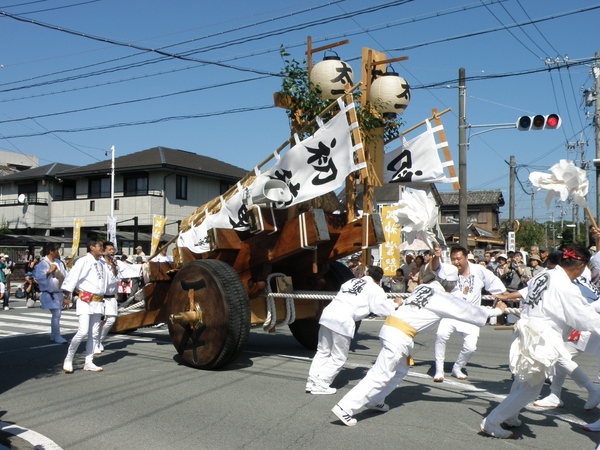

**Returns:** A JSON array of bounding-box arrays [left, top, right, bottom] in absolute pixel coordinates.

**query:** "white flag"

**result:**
[[261, 100, 364, 208], [384, 119, 455, 184], [107, 216, 117, 253], [529, 159, 589, 209]]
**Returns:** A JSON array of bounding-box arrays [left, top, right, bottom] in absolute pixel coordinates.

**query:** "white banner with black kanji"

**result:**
[[384, 119, 456, 184]]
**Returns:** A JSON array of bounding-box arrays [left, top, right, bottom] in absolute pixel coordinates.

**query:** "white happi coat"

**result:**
[[511, 265, 600, 384], [35, 257, 67, 310], [319, 276, 396, 338], [381, 282, 501, 354], [62, 253, 109, 315], [101, 257, 121, 316], [440, 262, 505, 336]]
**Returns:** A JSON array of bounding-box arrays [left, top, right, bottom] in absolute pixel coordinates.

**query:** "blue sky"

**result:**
[[1, 0, 598, 224]]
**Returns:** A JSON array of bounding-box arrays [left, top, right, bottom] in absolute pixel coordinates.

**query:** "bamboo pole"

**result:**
[[385, 107, 452, 145], [431, 107, 460, 191]]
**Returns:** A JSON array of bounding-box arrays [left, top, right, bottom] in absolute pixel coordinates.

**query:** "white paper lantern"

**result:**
[[309, 55, 354, 100], [369, 69, 411, 119]]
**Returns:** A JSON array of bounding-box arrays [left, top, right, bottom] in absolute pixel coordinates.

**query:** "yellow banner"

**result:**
[[150, 216, 167, 256], [69, 219, 83, 268], [380, 206, 401, 276]]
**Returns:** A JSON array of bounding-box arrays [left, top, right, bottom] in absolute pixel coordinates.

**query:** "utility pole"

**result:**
[[509, 155, 515, 227], [458, 68, 468, 248], [594, 52, 600, 231]]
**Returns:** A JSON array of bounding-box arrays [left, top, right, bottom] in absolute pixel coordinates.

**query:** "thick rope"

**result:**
[[266, 291, 521, 316]]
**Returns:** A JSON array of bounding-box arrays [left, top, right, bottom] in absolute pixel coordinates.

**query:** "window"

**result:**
[[89, 178, 110, 198], [114, 199, 119, 211], [124, 173, 148, 196], [60, 181, 76, 200], [176, 175, 187, 200], [90, 200, 95, 211], [18, 182, 37, 203], [220, 180, 233, 195], [478, 212, 488, 224]]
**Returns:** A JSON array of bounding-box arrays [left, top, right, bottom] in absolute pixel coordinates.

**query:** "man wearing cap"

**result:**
[[306, 266, 400, 395], [481, 243, 600, 439], [432, 246, 507, 381], [540, 247, 550, 267], [61, 238, 108, 373], [331, 248, 507, 426], [135, 246, 146, 257]]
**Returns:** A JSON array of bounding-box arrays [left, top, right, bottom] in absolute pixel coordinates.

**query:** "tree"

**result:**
[[515, 220, 545, 250], [277, 48, 404, 143]]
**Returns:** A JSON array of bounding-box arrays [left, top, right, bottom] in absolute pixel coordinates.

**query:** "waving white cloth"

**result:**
[[391, 189, 443, 249], [529, 159, 589, 209]]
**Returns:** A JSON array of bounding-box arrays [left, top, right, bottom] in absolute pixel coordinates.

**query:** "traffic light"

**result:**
[[516, 114, 561, 131]]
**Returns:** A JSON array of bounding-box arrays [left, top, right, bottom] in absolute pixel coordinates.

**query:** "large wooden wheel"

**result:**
[[167, 259, 250, 369], [288, 261, 355, 350]]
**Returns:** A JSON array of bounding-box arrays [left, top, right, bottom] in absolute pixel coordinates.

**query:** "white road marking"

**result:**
[[0, 421, 63, 449]]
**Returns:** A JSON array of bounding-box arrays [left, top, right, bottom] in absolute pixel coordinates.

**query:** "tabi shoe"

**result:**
[[311, 385, 336, 395], [533, 393, 564, 408], [502, 417, 522, 428], [480, 418, 514, 439], [583, 418, 600, 432], [451, 367, 468, 380], [584, 388, 600, 411], [305, 378, 316, 393], [93, 344, 104, 355], [83, 362, 103, 372], [332, 404, 357, 427], [63, 360, 73, 374], [366, 403, 390, 412], [54, 336, 68, 344], [433, 372, 445, 382]]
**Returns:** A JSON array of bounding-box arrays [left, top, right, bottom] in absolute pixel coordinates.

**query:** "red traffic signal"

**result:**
[[516, 114, 561, 131], [545, 114, 561, 129]]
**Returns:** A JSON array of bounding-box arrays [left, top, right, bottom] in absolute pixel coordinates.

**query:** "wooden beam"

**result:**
[[305, 39, 350, 55], [368, 56, 409, 66]]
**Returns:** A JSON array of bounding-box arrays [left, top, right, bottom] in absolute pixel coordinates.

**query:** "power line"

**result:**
[[387, 5, 600, 53], [0, 104, 277, 139], [0, 75, 269, 123], [0, 9, 283, 77]]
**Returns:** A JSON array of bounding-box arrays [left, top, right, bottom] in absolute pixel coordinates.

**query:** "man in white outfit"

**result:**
[[93, 241, 120, 355], [62, 238, 108, 373], [480, 243, 600, 439], [432, 245, 506, 381], [151, 244, 173, 263], [306, 266, 400, 395], [331, 260, 507, 426], [35, 243, 68, 344]]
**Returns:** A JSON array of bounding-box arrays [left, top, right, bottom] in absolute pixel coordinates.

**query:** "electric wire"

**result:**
[[387, 5, 600, 52], [481, 0, 543, 60], [0, 105, 277, 139]]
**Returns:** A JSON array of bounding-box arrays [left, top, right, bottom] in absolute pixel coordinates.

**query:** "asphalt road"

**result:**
[[1, 301, 600, 450]]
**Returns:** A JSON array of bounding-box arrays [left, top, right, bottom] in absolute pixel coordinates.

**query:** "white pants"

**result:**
[[486, 354, 580, 425], [549, 342, 600, 397], [308, 326, 351, 387], [65, 313, 103, 364], [338, 338, 409, 415], [93, 297, 118, 349], [434, 319, 479, 372]]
